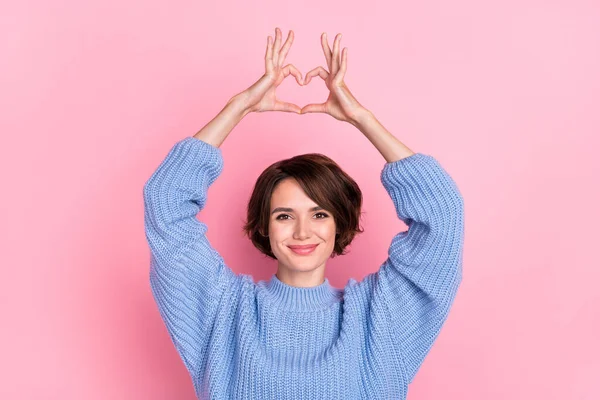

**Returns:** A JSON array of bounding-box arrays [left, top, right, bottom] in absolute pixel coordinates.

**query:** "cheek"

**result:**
[[268, 222, 289, 239], [316, 222, 337, 240]]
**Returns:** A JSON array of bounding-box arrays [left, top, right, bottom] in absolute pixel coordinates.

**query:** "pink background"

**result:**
[[1, 0, 599, 398]]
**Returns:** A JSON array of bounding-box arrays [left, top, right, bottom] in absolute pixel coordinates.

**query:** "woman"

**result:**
[[143, 27, 464, 399]]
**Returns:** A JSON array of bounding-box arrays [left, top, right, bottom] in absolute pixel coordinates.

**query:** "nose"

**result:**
[[292, 217, 311, 240]]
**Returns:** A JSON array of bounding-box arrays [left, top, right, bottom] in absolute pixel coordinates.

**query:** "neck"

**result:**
[[275, 264, 326, 288]]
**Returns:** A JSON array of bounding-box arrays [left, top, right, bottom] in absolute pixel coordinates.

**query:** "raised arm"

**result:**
[[350, 88, 463, 384], [378, 153, 464, 383], [143, 135, 240, 377]]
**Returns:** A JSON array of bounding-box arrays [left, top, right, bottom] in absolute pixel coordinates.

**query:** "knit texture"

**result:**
[[143, 137, 464, 399]]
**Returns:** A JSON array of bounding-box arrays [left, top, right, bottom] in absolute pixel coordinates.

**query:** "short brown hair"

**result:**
[[242, 153, 364, 260]]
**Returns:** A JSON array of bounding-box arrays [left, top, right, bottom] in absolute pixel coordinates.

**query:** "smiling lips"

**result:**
[[288, 244, 319, 255]]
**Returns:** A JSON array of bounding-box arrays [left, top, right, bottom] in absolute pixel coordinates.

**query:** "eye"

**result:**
[[275, 212, 330, 220]]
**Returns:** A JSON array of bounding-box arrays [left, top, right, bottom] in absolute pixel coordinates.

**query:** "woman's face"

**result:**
[[267, 178, 337, 274]]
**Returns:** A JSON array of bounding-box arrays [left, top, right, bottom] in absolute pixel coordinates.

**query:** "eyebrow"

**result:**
[[271, 206, 324, 215]]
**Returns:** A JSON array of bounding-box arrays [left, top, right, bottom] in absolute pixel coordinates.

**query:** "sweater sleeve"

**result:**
[[142, 136, 239, 378], [378, 153, 464, 384]]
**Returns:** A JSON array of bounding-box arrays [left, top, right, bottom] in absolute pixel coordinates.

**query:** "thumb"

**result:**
[[274, 100, 302, 114], [300, 103, 327, 114]]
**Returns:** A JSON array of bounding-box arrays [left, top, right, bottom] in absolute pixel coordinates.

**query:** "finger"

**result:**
[[321, 33, 332, 72], [331, 33, 342, 75], [334, 47, 347, 85], [303, 66, 329, 85], [282, 64, 304, 86], [274, 100, 302, 114], [301, 102, 327, 114], [272, 27, 281, 66], [265, 35, 274, 74], [278, 30, 294, 67]]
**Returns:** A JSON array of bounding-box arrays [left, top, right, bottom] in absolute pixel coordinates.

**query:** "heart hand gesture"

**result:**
[[238, 28, 368, 124]]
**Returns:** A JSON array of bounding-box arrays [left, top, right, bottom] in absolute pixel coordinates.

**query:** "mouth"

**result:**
[[287, 244, 319, 255]]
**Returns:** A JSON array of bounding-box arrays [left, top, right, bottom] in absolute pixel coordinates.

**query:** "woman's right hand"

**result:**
[[238, 27, 304, 114]]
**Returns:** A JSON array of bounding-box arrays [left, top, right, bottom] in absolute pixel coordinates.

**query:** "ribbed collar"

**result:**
[[263, 274, 342, 311]]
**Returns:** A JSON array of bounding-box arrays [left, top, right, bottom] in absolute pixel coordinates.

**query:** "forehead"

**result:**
[[270, 178, 316, 206]]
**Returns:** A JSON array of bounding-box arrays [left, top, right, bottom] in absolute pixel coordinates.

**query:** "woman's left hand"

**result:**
[[300, 33, 368, 124]]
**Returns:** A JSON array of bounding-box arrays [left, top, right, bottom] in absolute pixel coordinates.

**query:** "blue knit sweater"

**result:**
[[143, 136, 464, 399]]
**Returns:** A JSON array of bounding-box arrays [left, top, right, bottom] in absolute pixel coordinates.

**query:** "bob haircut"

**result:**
[[242, 153, 364, 260]]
